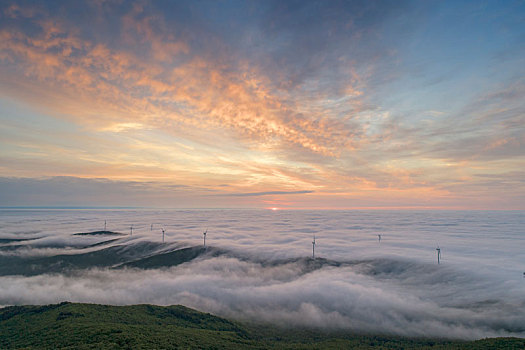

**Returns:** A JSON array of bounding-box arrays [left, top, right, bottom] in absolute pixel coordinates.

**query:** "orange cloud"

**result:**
[[3, 3, 522, 210], [0, 8, 364, 159]]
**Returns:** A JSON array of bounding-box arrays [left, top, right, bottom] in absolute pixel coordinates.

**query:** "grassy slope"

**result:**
[[0, 303, 523, 349]]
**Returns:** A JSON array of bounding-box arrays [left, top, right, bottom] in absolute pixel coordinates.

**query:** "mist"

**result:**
[[0, 209, 523, 339]]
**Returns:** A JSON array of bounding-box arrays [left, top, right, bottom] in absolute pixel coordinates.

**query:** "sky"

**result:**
[[0, 0, 524, 209]]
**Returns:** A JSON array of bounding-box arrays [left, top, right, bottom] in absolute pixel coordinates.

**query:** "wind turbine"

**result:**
[[436, 246, 441, 264], [162, 228, 165, 243], [130, 225, 133, 236], [104, 220, 107, 231], [378, 234, 382, 243], [312, 235, 316, 259], [203, 229, 207, 248]]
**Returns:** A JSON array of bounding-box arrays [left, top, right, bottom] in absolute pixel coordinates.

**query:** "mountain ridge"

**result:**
[[0, 302, 523, 349]]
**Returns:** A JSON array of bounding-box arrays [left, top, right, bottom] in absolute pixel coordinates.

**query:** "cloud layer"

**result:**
[[0, 209, 524, 339], [0, 1, 524, 208]]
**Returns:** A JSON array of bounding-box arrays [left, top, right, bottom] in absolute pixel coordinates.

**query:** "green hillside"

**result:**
[[0, 302, 522, 349]]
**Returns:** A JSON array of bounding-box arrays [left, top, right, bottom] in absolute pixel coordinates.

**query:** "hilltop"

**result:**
[[0, 302, 523, 349]]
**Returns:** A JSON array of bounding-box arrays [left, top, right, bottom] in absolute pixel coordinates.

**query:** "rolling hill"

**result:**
[[0, 302, 523, 349]]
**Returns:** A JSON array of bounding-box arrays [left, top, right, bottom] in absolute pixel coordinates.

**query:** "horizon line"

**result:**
[[0, 206, 523, 211]]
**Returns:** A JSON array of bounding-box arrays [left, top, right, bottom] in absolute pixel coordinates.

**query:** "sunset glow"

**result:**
[[0, 1, 523, 209]]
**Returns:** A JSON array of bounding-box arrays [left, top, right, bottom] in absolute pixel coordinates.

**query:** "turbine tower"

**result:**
[[436, 246, 441, 264], [162, 228, 165, 243], [312, 235, 316, 259], [203, 229, 207, 248], [104, 220, 107, 231], [130, 225, 133, 236], [378, 234, 382, 243]]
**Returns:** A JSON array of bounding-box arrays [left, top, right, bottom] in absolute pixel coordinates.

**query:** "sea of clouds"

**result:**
[[0, 209, 523, 339]]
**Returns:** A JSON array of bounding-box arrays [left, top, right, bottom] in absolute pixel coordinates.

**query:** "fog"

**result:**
[[0, 209, 523, 339]]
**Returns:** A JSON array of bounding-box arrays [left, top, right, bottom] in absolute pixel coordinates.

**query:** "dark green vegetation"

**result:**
[[0, 303, 522, 349], [0, 237, 41, 244], [73, 231, 127, 236], [0, 241, 211, 276], [120, 246, 219, 269]]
